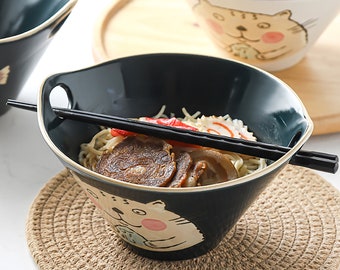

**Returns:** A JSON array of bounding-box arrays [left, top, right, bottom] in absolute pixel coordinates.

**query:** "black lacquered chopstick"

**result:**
[[7, 99, 338, 174]]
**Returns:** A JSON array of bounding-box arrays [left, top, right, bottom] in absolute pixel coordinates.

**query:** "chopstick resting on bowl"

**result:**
[[7, 99, 338, 174]]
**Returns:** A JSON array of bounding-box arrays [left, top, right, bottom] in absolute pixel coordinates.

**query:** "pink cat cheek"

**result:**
[[261, 32, 285, 43], [141, 218, 167, 231], [205, 18, 224, 35], [88, 196, 102, 210]]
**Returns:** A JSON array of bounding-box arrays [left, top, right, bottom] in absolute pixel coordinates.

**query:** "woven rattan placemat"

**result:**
[[26, 165, 340, 269]]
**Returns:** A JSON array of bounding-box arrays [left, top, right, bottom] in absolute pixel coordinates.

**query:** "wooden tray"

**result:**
[[93, 0, 340, 135]]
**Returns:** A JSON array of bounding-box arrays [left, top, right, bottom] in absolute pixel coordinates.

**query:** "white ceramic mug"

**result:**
[[186, 0, 340, 71]]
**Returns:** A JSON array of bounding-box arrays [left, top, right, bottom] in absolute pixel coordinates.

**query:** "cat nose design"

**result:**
[[237, 25, 247, 32], [112, 207, 124, 215]]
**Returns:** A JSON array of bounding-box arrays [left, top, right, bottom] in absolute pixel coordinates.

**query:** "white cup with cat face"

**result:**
[[186, 0, 340, 71]]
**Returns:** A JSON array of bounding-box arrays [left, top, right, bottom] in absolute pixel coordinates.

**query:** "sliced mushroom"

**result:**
[[188, 149, 238, 186], [167, 151, 193, 187], [95, 136, 176, 186], [182, 160, 207, 187]]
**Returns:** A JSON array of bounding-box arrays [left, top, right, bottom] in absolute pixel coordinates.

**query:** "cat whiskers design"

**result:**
[[289, 18, 316, 37], [302, 18, 318, 29], [169, 217, 192, 225]]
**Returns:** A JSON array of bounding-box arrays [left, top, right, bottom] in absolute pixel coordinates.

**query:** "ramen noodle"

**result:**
[[79, 107, 266, 187]]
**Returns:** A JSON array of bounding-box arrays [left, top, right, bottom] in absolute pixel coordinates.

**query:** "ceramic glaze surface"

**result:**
[[38, 54, 313, 260], [0, 0, 77, 115], [0, 0, 69, 38]]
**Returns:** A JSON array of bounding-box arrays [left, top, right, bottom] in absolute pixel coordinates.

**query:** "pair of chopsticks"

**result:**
[[7, 99, 338, 174]]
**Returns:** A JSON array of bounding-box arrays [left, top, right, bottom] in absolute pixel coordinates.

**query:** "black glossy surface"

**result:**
[[0, 0, 76, 115], [39, 54, 310, 260], [0, 0, 69, 38]]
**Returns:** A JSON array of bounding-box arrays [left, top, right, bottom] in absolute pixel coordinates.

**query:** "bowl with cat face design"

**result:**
[[0, 0, 78, 115], [187, 0, 340, 71], [37, 53, 313, 260]]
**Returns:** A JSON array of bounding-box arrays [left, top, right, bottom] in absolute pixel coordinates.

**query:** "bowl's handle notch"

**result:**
[[48, 0, 78, 38], [288, 130, 302, 148]]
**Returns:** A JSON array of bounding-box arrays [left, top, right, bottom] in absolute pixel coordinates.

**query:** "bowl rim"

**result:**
[[37, 53, 314, 193], [0, 0, 77, 44]]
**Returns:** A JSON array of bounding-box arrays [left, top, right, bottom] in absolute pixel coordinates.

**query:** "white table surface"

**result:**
[[0, 1, 339, 269]]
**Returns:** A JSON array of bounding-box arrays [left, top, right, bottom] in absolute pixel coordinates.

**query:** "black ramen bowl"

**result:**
[[37, 53, 313, 260], [0, 0, 77, 115]]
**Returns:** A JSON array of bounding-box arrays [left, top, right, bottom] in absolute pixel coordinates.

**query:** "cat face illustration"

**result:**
[[78, 180, 204, 252], [193, 0, 308, 61]]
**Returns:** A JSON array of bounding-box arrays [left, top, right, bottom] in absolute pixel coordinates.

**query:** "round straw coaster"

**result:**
[[26, 165, 340, 270]]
